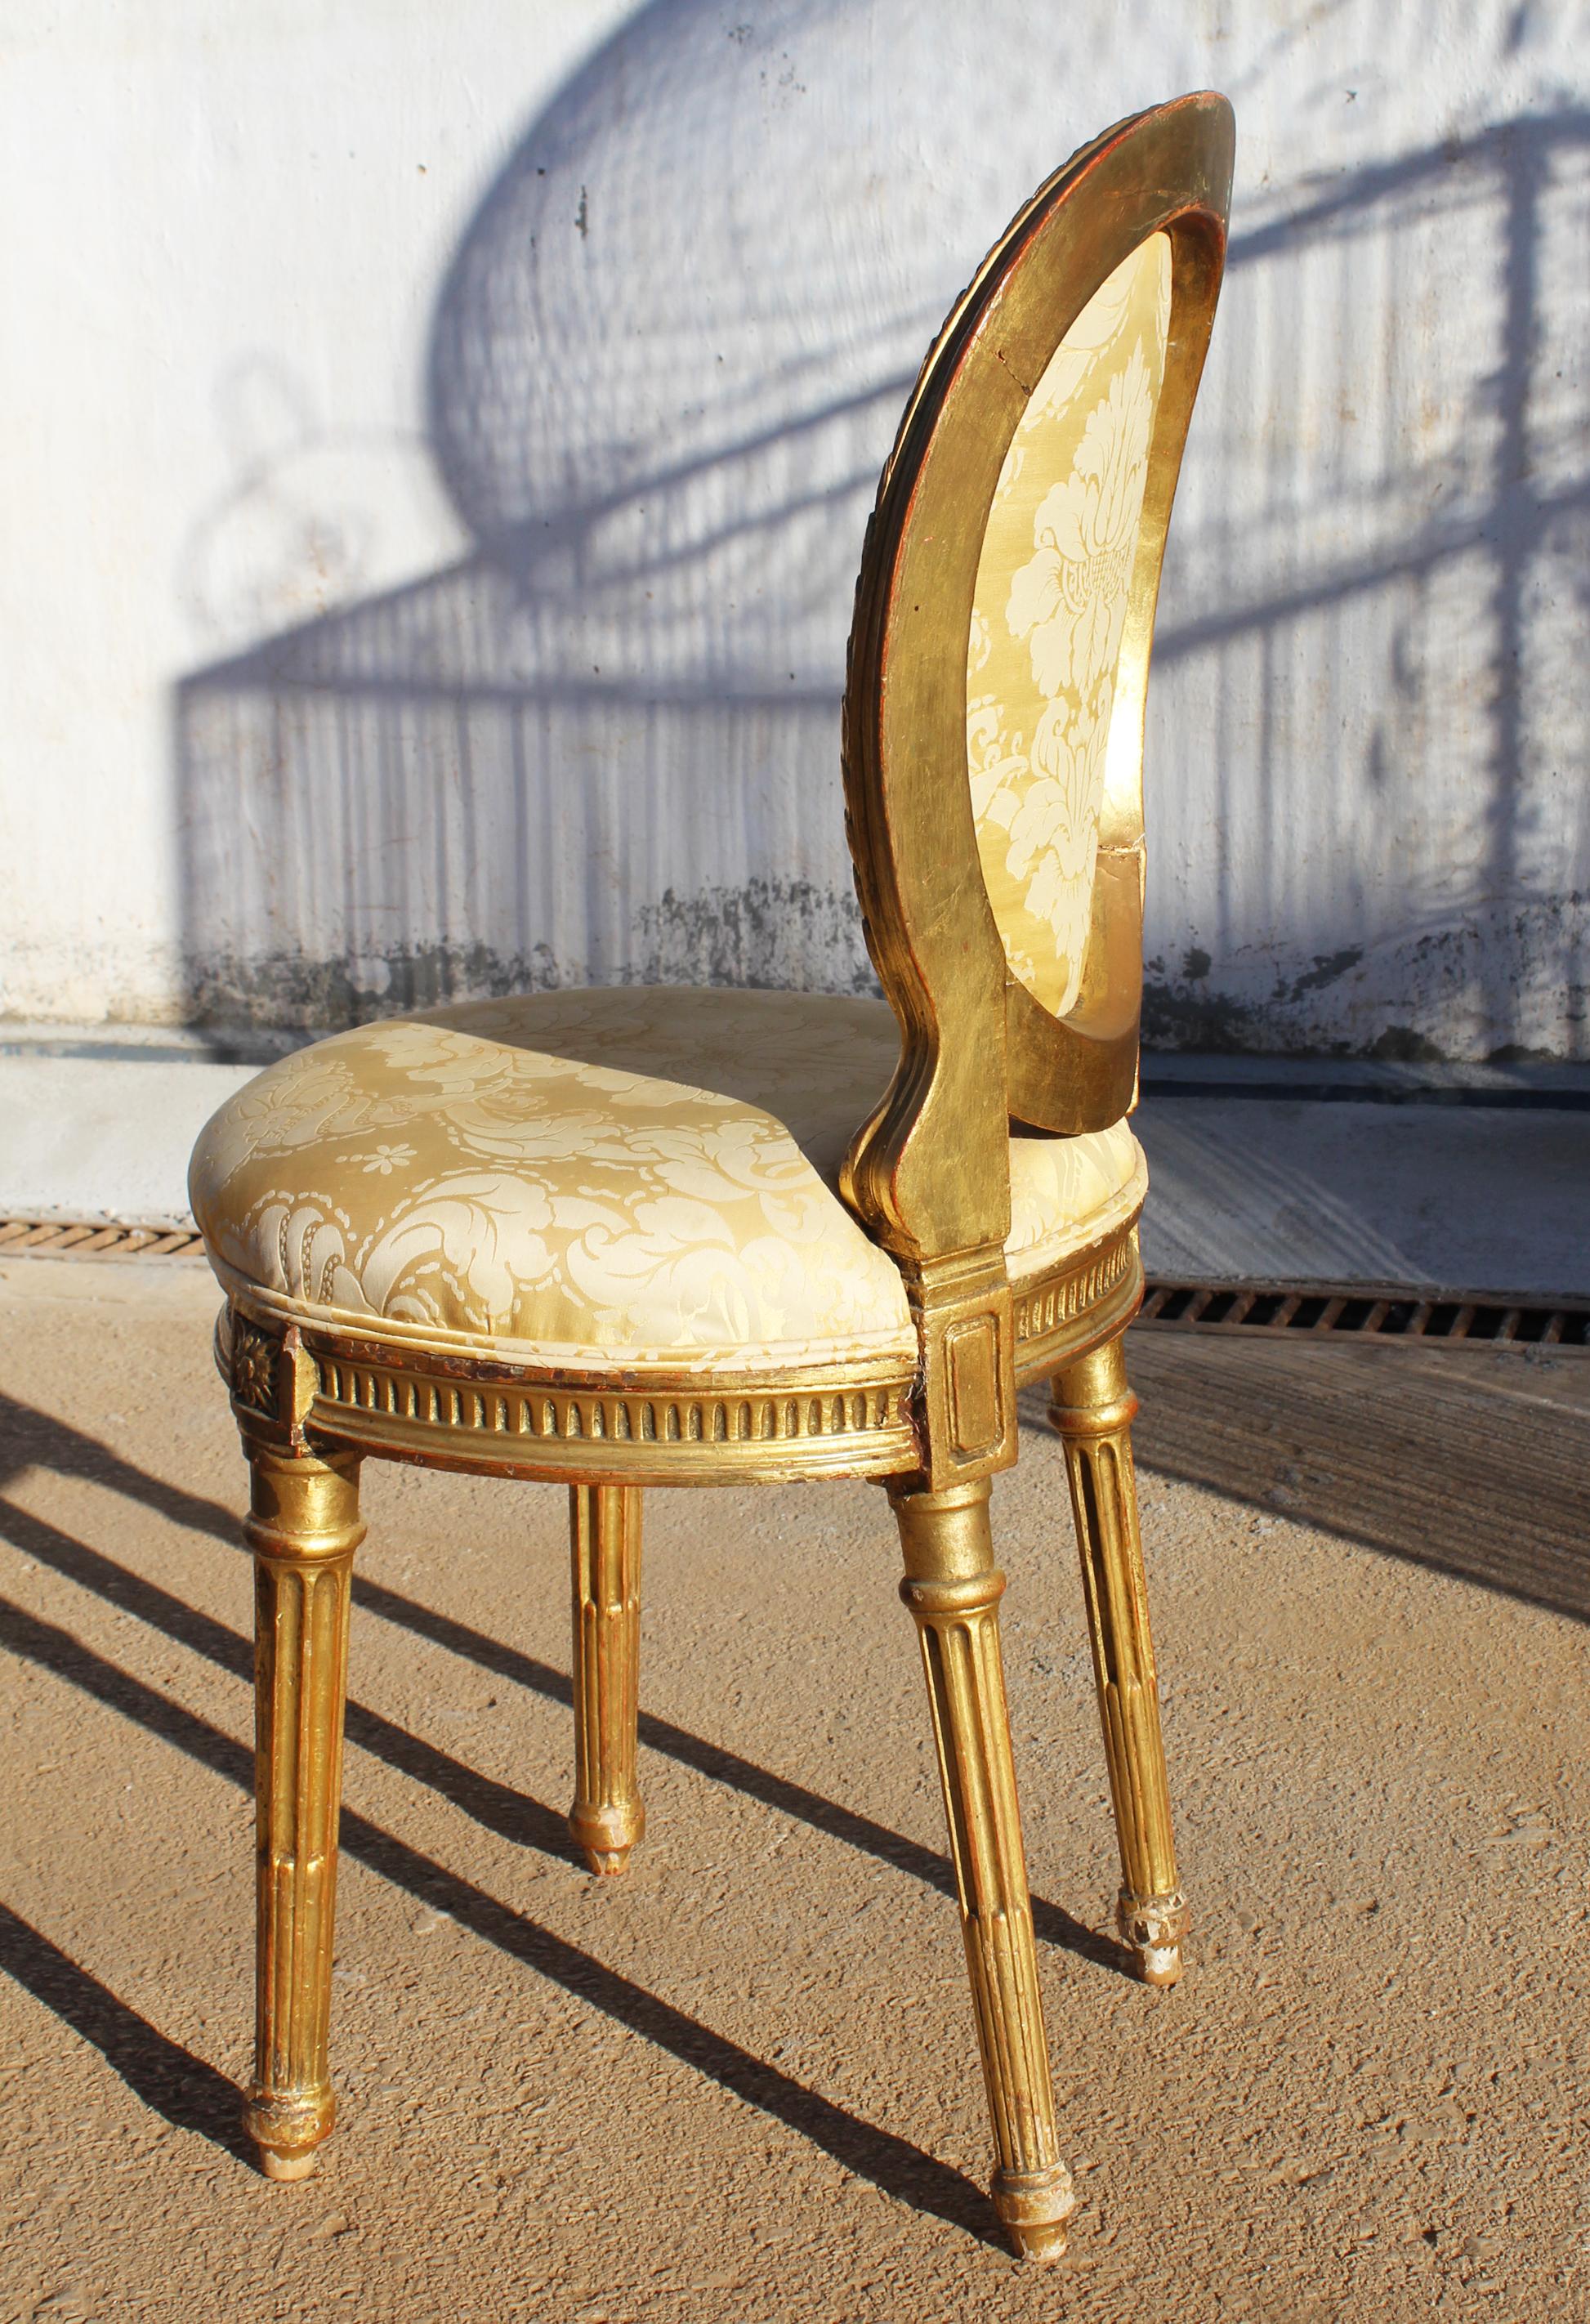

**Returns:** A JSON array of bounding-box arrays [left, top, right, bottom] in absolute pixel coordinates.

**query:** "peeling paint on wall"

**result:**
[[179, 883, 878, 1030], [633, 878, 875, 995], [1145, 892, 1588, 1058]]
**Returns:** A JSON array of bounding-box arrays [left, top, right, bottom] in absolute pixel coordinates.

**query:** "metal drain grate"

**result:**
[[0, 1215, 205, 1261], [1137, 1277, 1590, 1348]]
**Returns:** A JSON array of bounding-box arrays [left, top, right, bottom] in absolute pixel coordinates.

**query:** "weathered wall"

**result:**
[[3, 0, 1586, 1056]]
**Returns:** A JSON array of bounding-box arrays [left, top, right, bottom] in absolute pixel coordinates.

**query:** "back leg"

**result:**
[[1050, 1335, 1186, 1985], [568, 1485, 645, 1875]]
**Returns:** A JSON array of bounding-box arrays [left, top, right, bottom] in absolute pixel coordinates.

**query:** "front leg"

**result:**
[[891, 1477, 1074, 2263], [241, 1437, 364, 2179]]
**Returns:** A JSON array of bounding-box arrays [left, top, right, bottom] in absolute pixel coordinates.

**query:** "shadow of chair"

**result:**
[[185, 96, 1234, 2261], [1123, 1334, 1590, 1620], [0, 1383, 1121, 1964]]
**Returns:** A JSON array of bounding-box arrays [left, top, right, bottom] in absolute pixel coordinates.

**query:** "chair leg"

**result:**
[[568, 1485, 645, 1875], [1050, 1334, 1187, 1987], [240, 1438, 364, 2181], [891, 1477, 1074, 2264]]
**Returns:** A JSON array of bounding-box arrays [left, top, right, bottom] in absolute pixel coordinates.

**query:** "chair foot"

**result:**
[[243, 2086, 334, 2183], [992, 2163, 1075, 2262], [1119, 1885, 1188, 1986], [570, 1796, 645, 1877], [258, 2146, 320, 2183]]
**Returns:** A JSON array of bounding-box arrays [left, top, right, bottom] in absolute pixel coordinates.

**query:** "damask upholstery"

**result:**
[[968, 232, 1170, 1018], [191, 986, 1145, 1374]]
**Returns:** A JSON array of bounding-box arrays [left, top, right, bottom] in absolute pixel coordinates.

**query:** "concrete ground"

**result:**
[[2, 1254, 1588, 2322]]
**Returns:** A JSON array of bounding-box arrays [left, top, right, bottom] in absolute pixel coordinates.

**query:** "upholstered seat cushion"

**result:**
[[190, 988, 1145, 1374]]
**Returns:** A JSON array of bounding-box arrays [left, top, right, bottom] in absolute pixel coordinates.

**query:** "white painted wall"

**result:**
[[0, 0, 624, 1019], [2, 0, 1586, 1058]]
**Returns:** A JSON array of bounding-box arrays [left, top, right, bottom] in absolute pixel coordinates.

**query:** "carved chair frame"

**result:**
[[215, 94, 1233, 2264]]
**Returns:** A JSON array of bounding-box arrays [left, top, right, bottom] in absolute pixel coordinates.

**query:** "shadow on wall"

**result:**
[[1147, 105, 1590, 1062], [175, 0, 925, 1027], [172, 0, 1590, 1058]]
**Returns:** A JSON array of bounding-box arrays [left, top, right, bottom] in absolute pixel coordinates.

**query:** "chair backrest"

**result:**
[[842, 96, 1232, 1281]]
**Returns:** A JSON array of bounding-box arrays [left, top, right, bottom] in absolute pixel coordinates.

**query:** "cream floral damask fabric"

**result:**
[[190, 989, 1146, 1372], [968, 232, 1171, 1017]]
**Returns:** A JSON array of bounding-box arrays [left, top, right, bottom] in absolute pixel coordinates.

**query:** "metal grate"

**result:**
[[1137, 1277, 1590, 1348], [0, 1216, 205, 1261]]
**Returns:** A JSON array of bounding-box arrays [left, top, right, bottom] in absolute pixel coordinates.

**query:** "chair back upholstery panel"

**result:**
[[969, 235, 1171, 1022]]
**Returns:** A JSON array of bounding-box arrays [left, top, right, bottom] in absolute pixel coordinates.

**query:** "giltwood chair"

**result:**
[[190, 93, 1231, 2262]]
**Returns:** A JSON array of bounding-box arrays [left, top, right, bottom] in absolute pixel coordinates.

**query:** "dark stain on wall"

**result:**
[[1141, 972, 1281, 1054], [183, 940, 565, 1031], [1369, 1023, 1449, 1063], [1287, 947, 1364, 1000], [632, 876, 878, 994], [179, 882, 881, 1030]]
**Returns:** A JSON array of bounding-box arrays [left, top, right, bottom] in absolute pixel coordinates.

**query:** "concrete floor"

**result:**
[[2, 1254, 1588, 2321]]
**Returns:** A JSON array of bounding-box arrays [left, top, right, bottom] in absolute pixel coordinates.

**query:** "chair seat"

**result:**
[[190, 987, 1146, 1374]]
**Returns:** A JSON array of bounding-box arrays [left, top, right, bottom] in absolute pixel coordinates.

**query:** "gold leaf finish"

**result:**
[[1050, 1338, 1186, 1985], [843, 92, 1233, 1249], [194, 95, 1233, 2257], [301, 1330, 919, 1486], [892, 1479, 1074, 2261], [569, 1486, 645, 1875], [1012, 1226, 1141, 1382], [239, 1437, 364, 2179]]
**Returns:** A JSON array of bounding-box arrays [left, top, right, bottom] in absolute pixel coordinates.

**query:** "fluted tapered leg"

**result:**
[[241, 1438, 364, 2180], [891, 1477, 1074, 2264], [568, 1485, 645, 1875], [1050, 1336, 1186, 1986]]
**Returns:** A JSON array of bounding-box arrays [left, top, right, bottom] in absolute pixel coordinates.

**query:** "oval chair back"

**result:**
[[843, 94, 1233, 1253]]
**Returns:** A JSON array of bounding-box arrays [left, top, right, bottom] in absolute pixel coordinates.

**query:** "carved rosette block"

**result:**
[[1049, 1337, 1186, 1987], [891, 1477, 1074, 2263], [240, 1437, 365, 2179], [568, 1486, 645, 1875], [227, 1308, 319, 1453]]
